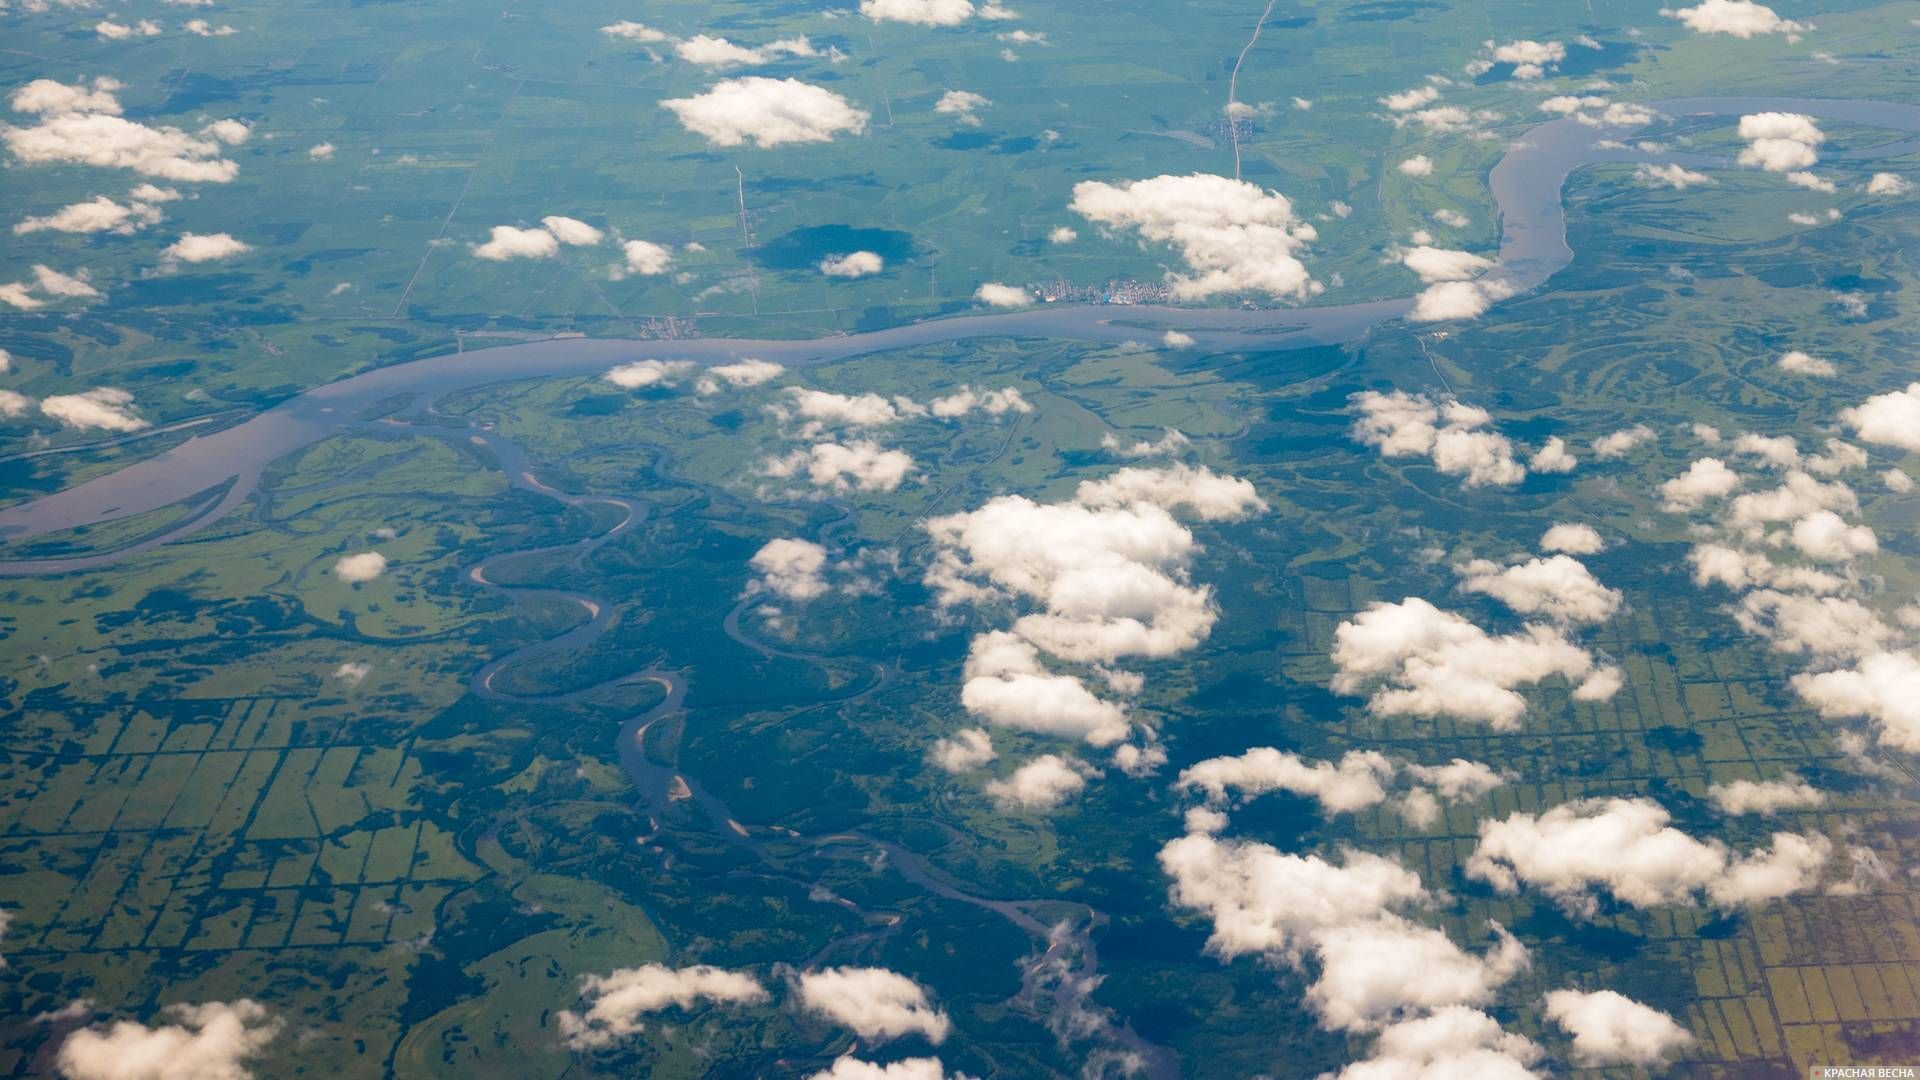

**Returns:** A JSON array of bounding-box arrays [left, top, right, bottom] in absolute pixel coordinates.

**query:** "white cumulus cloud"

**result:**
[[333, 552, 388, 584], [1543, 989, 1694, 1067], [796, 967, 951, 1044], [663, 78, 870, 148], [57, 1001, 279, 1080], [1663, 0, 1806, 38], [821, 251, 884, 277], [1069, 173, 1319, 301], [558, 965, 766, 1049], [1467, 796, 1830, 915], [40, 387, 146, 432]]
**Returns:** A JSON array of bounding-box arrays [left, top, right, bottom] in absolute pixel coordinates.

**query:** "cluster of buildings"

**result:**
[[1029, 278, 1177, 305]]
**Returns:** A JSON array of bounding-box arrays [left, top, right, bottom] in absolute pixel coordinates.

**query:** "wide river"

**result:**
[[2, 94, 1917, 571]]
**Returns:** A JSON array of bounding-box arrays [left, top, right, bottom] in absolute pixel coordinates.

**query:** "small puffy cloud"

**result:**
[[1792, 650, 1920, 752], [605, 359, 693, 389], [183, 19, 237, 36], [95, 19, 164, 40], [675, 34, 817, 67], [1540, 523, 1603, 555], [1457, 555, 1622, 624], [1737, 112, 1823, 173], [821, 251, 884, 278], [1332, 1007, 1542, 1079], [32, 265, 101, 299], [332, 661, 370, 686], [11, 78, 125, 118], [1332, 597, 1615, 729], [557, 965, 766, 1049], [6, 101, 243, 183], [1529, 437, 1577, 474], [41, 387, 147, 432], [766, 440, 915, 491], [1467, 797, 1830, 914], [1159, 832, 1529, 1032], [1162, 330, 1196, 348], [1161, 835, 1426, 961], [1708, 776, 1824, 815], [1841, 382, 1920, 451], [306, 142, 335, 160], [0, 284, 42, 310], [1593, 424, 1657, 460], [929, 728, 995, 773], [1350, 391, 1525, 488], [57, 1001, 280, 1080], [663, 78, 870, 148], [1380, 85, 1441, 111], [1809, 436, 1864, 474], [1409, 279, 1514, 323], [156, 231, 251, 265], [1663, 0, 1806, 38], [473, 225, 558, 261], [933, 90, 989, 126], [1789, 509, 1876, 563], [1404, 106, 1482, 133], [1777, 349, 1835, 377], [956, 632, 1130, 744], [601, 20, 669, 42], [1178, 748, 1396, 815], [1308, 919, 1530, 1032], [0, 390, 30, 417], [795, 967, 950, 1044], [200, 120, 249, 146], [697, 359, 784, 395], [15, 195, 163, 235], [778, 387, 919, 428], [1103, 428, 1190, 458], [972, 282, 1030, 308], [1540, 95, 1610, 115], [1070, 173, 1319, 301], [1787, 170, 1835, 193], [1543, 989, 1694, 1067], [1397, 155, 1434, 177], [1073, 463, 1266, 520], [333, 552, 388, 584], [1867, 172, 1912, 195], [1735, 590, 1891, 660], [985, 754, 1091, 809], [1661, 457, 1741, 511], [927, 467, 1263, 616], [860, 0, 978, 25], [929, 385, 1029, 418], [540, 215, 604, 246], [1489, 39, 1565, 79], [620, 239, 673, 276], [1047, 226, 1077, 244], [748, 538, 829, 600], [1635, 162, 1713, 189], [1400, 246, 1492, 284]]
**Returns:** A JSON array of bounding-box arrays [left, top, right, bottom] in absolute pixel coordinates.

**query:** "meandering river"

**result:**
[[3, 96, 1917, 572]]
